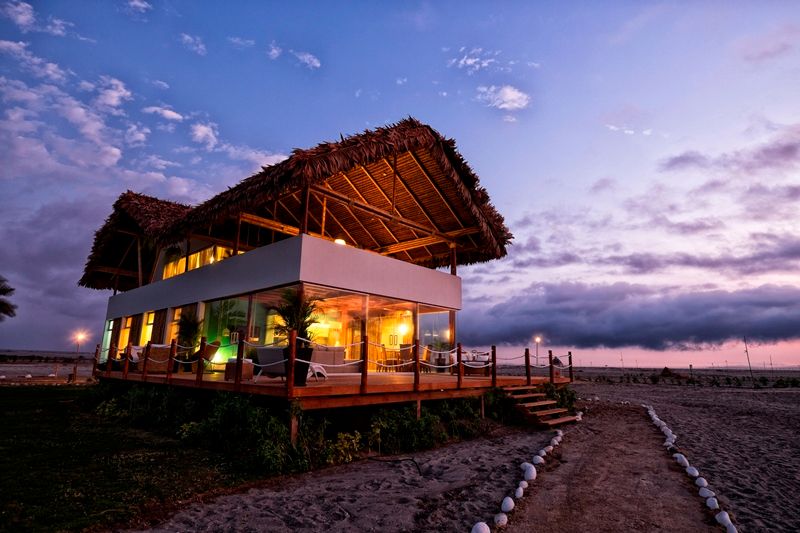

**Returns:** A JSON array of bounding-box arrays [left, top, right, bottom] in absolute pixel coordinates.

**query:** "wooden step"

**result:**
[[519, 400, 557, 409], [540, 415, 579, 427], [531, 408, 568, 418], [503, 385, 541, 392], [511, 392, 545, 400]]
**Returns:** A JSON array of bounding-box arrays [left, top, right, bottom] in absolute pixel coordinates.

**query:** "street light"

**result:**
[[74, 330, 87, 353], [534, 336, 541, 366]]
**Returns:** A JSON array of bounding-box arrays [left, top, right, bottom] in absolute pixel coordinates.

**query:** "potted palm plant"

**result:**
[[176, 310, 202, 372], [273, 288, 318, 386]]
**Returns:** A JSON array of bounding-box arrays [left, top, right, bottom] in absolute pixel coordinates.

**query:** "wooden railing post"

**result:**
[[72, 358, 79, 383], [287, 330, 297, 399], [122, 344, 131, 379], [234, 339, 245, 391], [360, 334, 369, 394], [92, 344, 100, 377], [456, 343, 463, 389], [524, 347, 531, 386], [548, 350, 555, 384], [166, 339, 177, 383], [195, 336, 207, 385], [568, 351, 574, 382], [105, 344, 115, 378], [413, 339, 420, 392], [491, 345, 497, 388], [142, 342, 152, 381]]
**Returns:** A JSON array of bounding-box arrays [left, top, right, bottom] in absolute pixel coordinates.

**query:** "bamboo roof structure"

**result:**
[[80, 118, 512, 291]]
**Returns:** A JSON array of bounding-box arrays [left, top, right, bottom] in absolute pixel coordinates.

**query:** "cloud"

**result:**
[[180, 33, 207, 56], [502, 115, 517, 123], [609, 4, 668, 45], [659, 150, 713, 171], [291, 50, 321, 69], [589, 177, 617, 193], [458, 282, 800, 350], [0, 40, 67, 82], [267, 40, 281, 60], [127, 0, 152, 13], [125, 123, 150, 146], [448, 47, 499, 74], [151, 79, 169, 89], [476, 85, 529, 111], [219, 143, 287, 168], [1, 1, 73, 36], [739, 25, 800, 63], [396, 77, 407, 85], [228, 36, 255, 48], [94, 76, 132, 113], [190, 121, 218, 149], [142, 105, 183, 121]]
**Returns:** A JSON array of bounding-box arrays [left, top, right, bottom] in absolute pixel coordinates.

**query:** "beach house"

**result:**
[[79, 118, 586, 427]]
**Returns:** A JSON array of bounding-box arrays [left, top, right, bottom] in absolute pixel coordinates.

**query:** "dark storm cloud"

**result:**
[[458, 282, 800, 350]]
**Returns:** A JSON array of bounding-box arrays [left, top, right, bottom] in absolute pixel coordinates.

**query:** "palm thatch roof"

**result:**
[[79, 191, 190, 291], [164, 117, 512, 268]]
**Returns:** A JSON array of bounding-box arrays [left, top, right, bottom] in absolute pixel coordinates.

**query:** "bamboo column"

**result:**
[[568, 351, 574, 382], [195, 336, 207, 385], [287, 330, 296, 399], [413, 339, 420, 392], [524, 347, 531, 386], [456, 343, 463, 389], [122, 345, 131, 379], [548, 350, 555, 384], [360, 334, 369, 395], [491, 345, 497, 388], [141, 342, 152, 381]]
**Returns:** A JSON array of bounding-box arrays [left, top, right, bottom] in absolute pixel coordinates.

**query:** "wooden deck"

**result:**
[[98, 369, 571, 410]]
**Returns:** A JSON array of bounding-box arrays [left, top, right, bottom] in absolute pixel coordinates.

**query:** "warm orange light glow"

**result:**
[[74, 330, 88, 343], [398, 323, 409, 336], [334, 238, 346, 245], [443, 329, 450, 341], [534, 336, 541, 344]]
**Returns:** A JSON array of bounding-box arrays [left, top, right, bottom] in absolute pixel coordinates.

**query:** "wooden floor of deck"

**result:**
[[99, 370, 571, 410]]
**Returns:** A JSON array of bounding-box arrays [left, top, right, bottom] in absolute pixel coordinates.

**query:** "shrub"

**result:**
[[543, 383, 576, 410], [329, 431, 361, 465], [649, 374, 660, 385], [369, 406, 446, 455]]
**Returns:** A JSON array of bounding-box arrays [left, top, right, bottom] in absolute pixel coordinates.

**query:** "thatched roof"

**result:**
[[164, 117, 512, 268], [79, 191, 190, 291]]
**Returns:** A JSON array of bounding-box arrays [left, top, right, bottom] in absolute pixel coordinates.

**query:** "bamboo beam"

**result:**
[[336, 171, 401, 247], [318, 184, 382, 249], [92, 266, 140, 278], [377, 228, 479, 255], [407, 150, 466, 228], [240, 212, 300, 237], [136, 237, 143, 287], [380, 157, 443, 233]]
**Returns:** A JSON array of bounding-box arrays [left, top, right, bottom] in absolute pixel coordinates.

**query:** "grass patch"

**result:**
[[0, 386, 242, 532]]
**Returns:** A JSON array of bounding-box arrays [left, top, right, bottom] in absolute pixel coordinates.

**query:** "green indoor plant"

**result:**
[[176, 310, 202, 371], [273, 288, 319, 386]]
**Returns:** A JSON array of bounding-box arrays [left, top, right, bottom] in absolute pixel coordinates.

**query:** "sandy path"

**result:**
[[130, 426, 555, 533], [573, 383, 800, 532]]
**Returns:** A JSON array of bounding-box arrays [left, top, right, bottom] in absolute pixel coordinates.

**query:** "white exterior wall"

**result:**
[[105, 234, 461, 320]]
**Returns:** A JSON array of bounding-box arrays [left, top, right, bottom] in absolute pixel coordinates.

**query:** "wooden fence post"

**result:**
[[92, 344, 100, 378], [195, 336, 207, 385], [105, 344, 115, 378], [491, 345, 497, 388], [122, 345, 130, 379], [141, 342, 152, 381], [166, 339, 177, 383], [413, 339, 420, 392], [568, 351, 574, 382], [524, 347, 531, 386], [234, 339, 245, 391], [456, 343, 463, 389], [287, 330, 296, 399], [360, 334, 369, 395], [71, 358, 79, 384], [548, 349, 555, 385]]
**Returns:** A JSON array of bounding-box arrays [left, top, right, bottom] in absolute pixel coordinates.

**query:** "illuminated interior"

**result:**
[[139, 311, 155, 345], [162, 245, 236, 280]]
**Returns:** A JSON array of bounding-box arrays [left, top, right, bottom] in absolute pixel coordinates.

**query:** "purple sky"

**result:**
[[1, 1, 800, 368]]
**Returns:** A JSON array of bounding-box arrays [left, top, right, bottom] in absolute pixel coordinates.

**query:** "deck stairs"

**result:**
[[502, 385, 578, 428]]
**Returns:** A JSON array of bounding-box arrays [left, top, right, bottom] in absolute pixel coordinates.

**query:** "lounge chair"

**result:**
[[144, 345, 172, 373], [255, 347, 287, 382], [190, 340, 221, 373]]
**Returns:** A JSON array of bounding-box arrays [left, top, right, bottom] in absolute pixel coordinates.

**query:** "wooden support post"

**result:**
[[416, 399, 422, 420], [122, 344, 130, 379], [287, 330, 297, 399], [491, 345, 497, 388], [104, 344, 114, 378], [234, 339, 244, 392], [195, 336, 207, 385], [360, 334, 369, 395], [448, 310, 456, 351], [568, 351, 574, 382], [300, 186, 310, 234], [166, 338, 177, 384], [92, 344, 100, 377], [290, 413, 299, 446], [524, 347, 531, 386], [234, 213, 242, 255], [71, 359, 79, 383], [456, 343, 463, 389], [413, 339, 420, 392], [549, 350, 555, 385], [141, 342, 152, 381]]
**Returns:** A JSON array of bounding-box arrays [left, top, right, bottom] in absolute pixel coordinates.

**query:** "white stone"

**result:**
[[494, 513, 508, 527], [715, 511, 732, 527], [501, 496, 515, 512], [677, 457, 689, 468], [698, 487, 715, 498], [48, 373, 56, 377], [25, 374, 32, 378], [545, 445, 554, 453], [550, 438, 559, 446], [523, 465, 537, 481], [515, 487, 524, 499], [471, 522, 491, 533], [520, 462, 533, 470], [519, 480, 529, 489], [556, 429, 563, 436], [538, 449, 547, 457], [532, 456, 545, 465], [706, 497, 719, 510], [726, 524, 738, 533], [686, 466, 699, 477], [696, 477, 708, 488]]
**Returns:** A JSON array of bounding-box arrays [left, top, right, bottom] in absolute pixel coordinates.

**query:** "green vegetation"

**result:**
[[1, 383, 500, 531]]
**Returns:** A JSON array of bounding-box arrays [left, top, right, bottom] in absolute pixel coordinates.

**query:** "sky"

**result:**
[[1, 1, 800, 368]]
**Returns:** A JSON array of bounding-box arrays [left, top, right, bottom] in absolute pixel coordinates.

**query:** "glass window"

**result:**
[[118, 316, 132, 352], [204, 295, 249, 361], [139, 311, 155, 345], [163, 245, 235, 280]]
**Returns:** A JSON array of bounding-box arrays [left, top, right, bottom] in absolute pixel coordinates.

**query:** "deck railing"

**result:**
[[92, 331, 574, 395]]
